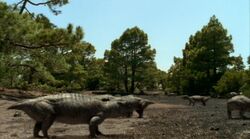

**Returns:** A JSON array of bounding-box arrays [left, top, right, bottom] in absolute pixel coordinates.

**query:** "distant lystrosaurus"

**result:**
[[182, 95, 210, 106], [8, 93, 153, 138]]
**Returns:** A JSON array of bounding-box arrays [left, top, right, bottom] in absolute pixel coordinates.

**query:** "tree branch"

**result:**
[[27, 0, 52, 6], [13, 0, 24, 10], [19, 0, 28, 14], [12, 42, 67, 49], [8, 64, 37, 72], [5, 38, 67, 49]]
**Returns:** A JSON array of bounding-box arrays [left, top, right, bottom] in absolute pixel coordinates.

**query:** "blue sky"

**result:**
[[6, 0, 250, 70]]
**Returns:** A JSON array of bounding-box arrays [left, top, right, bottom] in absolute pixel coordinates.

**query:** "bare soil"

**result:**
[[1, 89, 250, 139]]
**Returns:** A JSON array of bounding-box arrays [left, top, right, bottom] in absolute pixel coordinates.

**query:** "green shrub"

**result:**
[[214, 70, 245, 96]]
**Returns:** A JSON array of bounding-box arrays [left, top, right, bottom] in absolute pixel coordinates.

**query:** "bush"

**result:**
[[214, 70, 245, 96], [240, 71, 250, 97], [241, 83, 250, 97], [26, 83, 57, 93]]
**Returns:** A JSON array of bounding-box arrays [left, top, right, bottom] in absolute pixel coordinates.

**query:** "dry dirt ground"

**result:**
[[1, 90, 250, 139]]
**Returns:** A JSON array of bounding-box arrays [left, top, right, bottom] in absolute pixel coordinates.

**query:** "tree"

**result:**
[[167, 15, 238, 95], [0, 2, 96, 92], [45, 24, 96, 91], [137, 62, 162, 91], [85, 58, 105, 90], [183, 15, 236, 94], [104, 27, 156, 94], [166, 57, 185, 94]]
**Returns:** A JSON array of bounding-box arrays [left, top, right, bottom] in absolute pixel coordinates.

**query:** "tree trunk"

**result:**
[[130, 65, 136, 94], [28, 68, 35, 84], [19, 0, 28, 14], [124, 65, 129, 93]]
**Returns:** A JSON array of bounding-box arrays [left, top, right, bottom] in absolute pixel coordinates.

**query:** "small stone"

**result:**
[[13, 111, 21, 117], [210, 127, 219, 131]]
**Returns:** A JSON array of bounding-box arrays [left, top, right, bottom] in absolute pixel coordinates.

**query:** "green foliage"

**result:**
[[241, 84, 250, 97], [0, 2, 97, 92], [85, 59, 105, 90], [230, 55, 245, 71], [241, 70, 250, 97], [214, 70, 245, 96], [166, 57, 185, 94], [137, 62, 167, 91]]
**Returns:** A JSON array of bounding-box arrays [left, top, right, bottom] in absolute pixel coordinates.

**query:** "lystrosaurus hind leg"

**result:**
[[33, 122, 42, 138], [41, 115, 56, 138]]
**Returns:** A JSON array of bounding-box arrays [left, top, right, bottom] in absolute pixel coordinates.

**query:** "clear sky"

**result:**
[[6, 0, 250, 71]]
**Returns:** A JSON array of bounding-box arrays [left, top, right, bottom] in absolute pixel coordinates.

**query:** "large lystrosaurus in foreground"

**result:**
[[8, 93, 153, 138]]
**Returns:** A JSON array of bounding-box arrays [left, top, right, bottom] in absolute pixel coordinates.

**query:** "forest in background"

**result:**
[[0, 1, 250, 97]]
